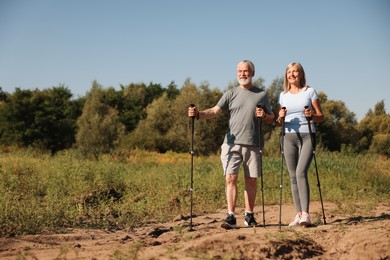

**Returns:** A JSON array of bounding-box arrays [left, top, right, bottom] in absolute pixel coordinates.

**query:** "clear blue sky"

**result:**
[[0, 0, 389, 121]]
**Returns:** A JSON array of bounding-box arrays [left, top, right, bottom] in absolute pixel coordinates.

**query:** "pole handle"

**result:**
[[256, 104, 264, 119], [256, 104, 264, 148], [256, 104, 263, 122], [190, 104, 196, 119], [304, 105, 313, 135], [304, 106, 311, 122], [280, 107, 286, 134]]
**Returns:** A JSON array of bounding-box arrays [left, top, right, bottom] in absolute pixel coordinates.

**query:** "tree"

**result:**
[[165, 81, 180, 100], [112, 82, 166, 133], [0, 88, 35, 146], [374, 100, 386, 116], [162, 79, 204, 153], [76, 82, 125, 158], [119, 83, 148, 132], [124, 79, 227, 155], [369, 134, 390, 156], [186, 82, 227, 155], [124, 93, 175, 152], [0, 87, 7, 102], [0, 86, 80, 153], [316, 94, 359, 152], [31, 86, 81, 153], [266, 77, 283, 117], [358, 100, 390, 156], [161, 80, 227, 155], [145, 82, 165, 105]]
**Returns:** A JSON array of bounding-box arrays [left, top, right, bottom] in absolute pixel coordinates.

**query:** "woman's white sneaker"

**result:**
[[299, 212, 311, 227], [288, 214, 301, 227]]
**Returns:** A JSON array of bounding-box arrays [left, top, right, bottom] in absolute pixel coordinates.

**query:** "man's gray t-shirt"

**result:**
[[217, 86, 272, 147]]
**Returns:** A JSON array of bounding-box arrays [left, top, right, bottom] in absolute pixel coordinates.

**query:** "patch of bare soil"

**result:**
[[1, 202, 389, 259]]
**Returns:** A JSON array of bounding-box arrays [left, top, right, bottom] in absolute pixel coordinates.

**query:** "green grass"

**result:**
[[0, 148, 389, 236]]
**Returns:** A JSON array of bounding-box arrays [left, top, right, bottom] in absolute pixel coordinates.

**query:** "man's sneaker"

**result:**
[[221, 214, 237, 229], [299, 212, 311, 227], [244, 213, 258, 227], [288, 214, 301, 227]]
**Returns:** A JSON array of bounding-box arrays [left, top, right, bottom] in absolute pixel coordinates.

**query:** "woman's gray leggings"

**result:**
[[283, 133, 314, 213]]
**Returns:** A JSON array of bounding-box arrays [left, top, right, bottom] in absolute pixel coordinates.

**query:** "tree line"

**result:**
[[0, 77, 388, 157]]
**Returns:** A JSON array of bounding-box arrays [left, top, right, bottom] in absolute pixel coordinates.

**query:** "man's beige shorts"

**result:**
[[220, 143, 260, 178]]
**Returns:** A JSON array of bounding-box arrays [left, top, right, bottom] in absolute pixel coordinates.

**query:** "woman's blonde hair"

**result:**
[[282, 62, 307, 92]]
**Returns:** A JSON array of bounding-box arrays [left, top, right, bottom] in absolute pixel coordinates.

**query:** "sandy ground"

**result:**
[[1, 202, 389, 259]]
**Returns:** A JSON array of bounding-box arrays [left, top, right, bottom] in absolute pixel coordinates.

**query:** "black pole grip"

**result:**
[[190, 104, 195, 119], [304, 106, 311, 121], [281, 107, 286, 117], [256, 104, 263, 118]]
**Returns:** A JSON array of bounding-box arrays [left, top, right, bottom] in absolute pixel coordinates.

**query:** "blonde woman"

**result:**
[[276, 62, 324, 226]]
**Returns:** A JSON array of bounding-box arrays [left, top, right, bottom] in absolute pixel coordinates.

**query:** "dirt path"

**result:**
[[1, 202, 389, 259]]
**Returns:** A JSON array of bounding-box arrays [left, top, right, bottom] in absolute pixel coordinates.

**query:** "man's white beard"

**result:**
[[238, 78, 252, 86]]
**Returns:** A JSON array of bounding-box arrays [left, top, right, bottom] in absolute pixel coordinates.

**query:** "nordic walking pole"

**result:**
[[256, 104, 266, 227], [304, 106, 326, 225], [279, 107, 286, 230], [189, 104, 196, 231]]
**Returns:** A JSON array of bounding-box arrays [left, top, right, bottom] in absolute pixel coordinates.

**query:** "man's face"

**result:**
[[237, 63, 253, 86]]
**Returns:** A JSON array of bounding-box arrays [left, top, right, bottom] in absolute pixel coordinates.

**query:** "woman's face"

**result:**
[[286, 65, 301, 86]]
